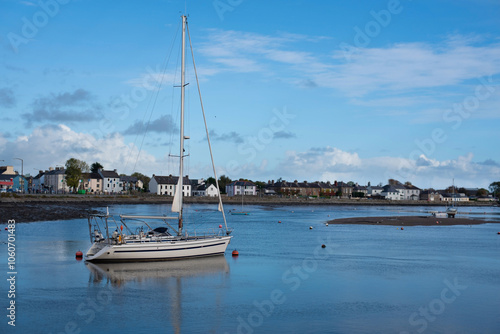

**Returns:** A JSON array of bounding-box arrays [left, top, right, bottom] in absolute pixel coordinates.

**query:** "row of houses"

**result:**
[[1, 164, 496, 201], [32, 168, 143, 194], [0, 165, 143, 194], [148, 176, 259, 198], [261, 179, 495, 202], [149, 175, 220, 197], [0, 166, 28, 193]]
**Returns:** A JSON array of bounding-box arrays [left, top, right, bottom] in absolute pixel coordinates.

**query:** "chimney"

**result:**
[[334, 180, 338, 187]]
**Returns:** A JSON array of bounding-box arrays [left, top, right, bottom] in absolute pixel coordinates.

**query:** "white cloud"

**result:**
[[200, 30, 500, 102], [273, 147, 499, 189], [0, 125, 162, 176]]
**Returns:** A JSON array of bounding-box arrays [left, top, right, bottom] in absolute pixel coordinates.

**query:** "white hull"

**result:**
[[85, 235, 232, 262]]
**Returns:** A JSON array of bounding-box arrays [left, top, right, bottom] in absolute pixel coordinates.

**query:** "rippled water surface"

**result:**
[[1, 204, 499, 333]]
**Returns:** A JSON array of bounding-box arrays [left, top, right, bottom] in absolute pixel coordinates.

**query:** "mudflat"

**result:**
[[327, 215, 497, 226]]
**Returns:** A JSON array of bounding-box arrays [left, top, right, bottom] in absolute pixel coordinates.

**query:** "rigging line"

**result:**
[[187, 23, 229, 232], [167, 39, 183, 175], [123, 25, 180, 177], [132, 20, 182, 173]]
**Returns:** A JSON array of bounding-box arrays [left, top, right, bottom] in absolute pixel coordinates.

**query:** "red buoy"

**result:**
[[75, 251, 83, 260], [219, 224, 222, 228], [278, 221, 282, 223], [321, 244, 326, 248], [497, 232, 500, 235], [4, 227, 7, 230], [401, 227, 404, 230], [232, 250, 239, 257]]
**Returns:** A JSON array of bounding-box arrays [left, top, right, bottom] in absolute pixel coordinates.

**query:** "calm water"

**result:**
[[1, 204, 499, 334]]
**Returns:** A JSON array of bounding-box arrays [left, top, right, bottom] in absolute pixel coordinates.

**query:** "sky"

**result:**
[[0, 0, 499, 189]]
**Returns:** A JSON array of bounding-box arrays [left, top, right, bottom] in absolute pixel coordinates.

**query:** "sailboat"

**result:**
[[231, 182, 249, 215], [84, 15, 233, 262], [446, 179, 457, 218]]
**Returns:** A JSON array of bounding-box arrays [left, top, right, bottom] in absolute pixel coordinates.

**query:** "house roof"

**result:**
[[0, 175, 14, 181], [100, 170, 120, 178], [382, 185, 400, 193], [153, 175, 190, 185], [82, 172, 103, 180], [336, 181, 353, 188], [195, 184, 207, 191], [228, 181, 256, 187], [120, 176, 138, 182]]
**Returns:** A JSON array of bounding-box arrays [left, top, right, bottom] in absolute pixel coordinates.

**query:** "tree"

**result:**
[[131, 172, 151, 192], [477, 188, 489, 197], [218, 175, 232, 194], [489, 181, 500, 198], [90, 162, 104, 173], [206, 177, 216, 186], [65, 158, 89, 192]]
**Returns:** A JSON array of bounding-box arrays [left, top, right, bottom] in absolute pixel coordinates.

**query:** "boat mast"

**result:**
[[178, 15, 187, 235]]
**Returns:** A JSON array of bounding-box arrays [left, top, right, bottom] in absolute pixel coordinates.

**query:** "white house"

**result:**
[[367, 184, 384, 197], [192, 183, 219, 197], [401, 184, 421, 200], [381, 185, 404, 200], [44, 167, 70, 193], [226, 180, 257, 197], [149, 175, 191, 196], [98, 169, 122, 194]]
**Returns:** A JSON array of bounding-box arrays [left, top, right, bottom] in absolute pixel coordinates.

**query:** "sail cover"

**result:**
[[171, 176, 182, 213]]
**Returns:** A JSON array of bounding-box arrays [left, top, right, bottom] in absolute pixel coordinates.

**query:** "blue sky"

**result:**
[[1, 0, 499, 189]]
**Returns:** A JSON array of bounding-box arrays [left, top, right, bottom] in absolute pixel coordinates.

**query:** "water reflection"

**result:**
[[85, 256, 230, 334], [86, 255, 230, 286]]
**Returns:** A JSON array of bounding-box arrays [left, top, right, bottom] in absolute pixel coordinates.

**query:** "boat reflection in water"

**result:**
[[85, 256, 230, 334], [86, 255, 229, 287]]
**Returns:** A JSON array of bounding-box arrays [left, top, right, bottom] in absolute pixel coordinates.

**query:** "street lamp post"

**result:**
[[14, 158, 24, 193]]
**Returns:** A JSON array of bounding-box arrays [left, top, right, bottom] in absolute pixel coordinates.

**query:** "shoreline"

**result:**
[[327, 215, 498, 226], [0, 194, 498, 224]]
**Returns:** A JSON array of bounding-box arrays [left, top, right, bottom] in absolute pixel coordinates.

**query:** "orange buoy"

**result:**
[[120, 225, 123, 231], [232, 250, 239, 257], [75, 251, 83, 260], [401, 227, 404, 230]]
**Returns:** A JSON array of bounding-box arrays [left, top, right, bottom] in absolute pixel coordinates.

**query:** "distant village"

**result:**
[[1, 163, 498, 203]]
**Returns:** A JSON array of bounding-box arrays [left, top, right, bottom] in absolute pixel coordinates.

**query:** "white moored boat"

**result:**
[[85, 15, 232, 262]]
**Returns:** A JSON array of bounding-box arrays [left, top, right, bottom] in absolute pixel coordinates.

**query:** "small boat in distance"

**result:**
[[445, 178, 458, 218], [85, 15, 232, 262], [230, 181, 251, 215]]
